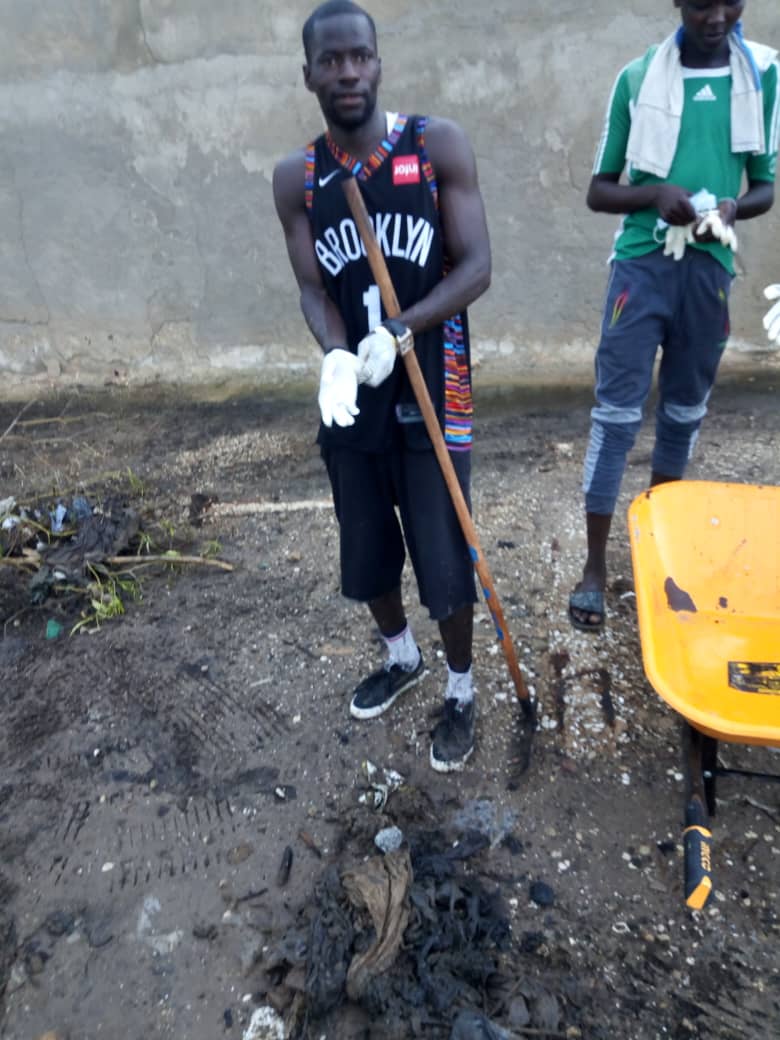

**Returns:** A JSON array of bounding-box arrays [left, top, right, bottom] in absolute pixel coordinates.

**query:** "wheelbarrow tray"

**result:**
[[628, 480, 780, 748]]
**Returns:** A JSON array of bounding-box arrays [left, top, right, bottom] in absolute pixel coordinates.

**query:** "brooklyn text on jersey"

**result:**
[[314, 212, 436, 275]]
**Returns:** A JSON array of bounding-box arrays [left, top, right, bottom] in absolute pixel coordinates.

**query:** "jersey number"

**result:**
[[362, 284, 381, 333]]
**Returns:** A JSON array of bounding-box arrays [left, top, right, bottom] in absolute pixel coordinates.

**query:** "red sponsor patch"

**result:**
[[392, 155, 420, 185]]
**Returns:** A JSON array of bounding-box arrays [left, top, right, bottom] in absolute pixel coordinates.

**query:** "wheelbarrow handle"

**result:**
[[683, 799, 713, 910]]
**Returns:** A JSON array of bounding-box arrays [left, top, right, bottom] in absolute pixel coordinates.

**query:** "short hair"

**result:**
[[302, 1, 377, 61]]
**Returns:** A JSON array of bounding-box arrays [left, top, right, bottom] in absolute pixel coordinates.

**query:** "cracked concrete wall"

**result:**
[[0, 0, 778, 390]]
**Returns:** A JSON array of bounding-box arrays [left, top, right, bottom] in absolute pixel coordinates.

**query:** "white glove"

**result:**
[[357, 326, 398, 388], [318, 348, 361, 427], [763, 284, 780, 344], [664, 223, 695, 261], [696, 209, 738, 252]]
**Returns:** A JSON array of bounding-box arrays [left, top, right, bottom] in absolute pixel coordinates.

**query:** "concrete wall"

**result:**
[[0, 0, 778, 391]]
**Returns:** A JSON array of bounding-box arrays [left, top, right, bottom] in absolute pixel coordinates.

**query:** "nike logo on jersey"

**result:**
[[693, 84, 717, 102], [314, 212, 435, 277], [318, 169, 342, 187]]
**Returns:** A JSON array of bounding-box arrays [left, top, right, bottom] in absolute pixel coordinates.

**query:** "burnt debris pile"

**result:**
[[261, 823, 573, 1039]]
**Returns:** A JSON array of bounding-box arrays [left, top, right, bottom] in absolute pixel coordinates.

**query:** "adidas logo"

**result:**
[[693, 84, 717, 102]]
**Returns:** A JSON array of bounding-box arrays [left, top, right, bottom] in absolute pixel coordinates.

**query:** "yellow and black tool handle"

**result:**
[[342, 176, 532, 714], [683, 799, 713, 910]]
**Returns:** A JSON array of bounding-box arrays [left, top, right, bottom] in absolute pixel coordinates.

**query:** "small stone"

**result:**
[[374, 826, 404, 853], [243, 1007, 286, 1040], [84, 914, 113, 949], [6, 961, 27, 994], [508, 995, 531, 1027], [45, 911, 75, 937], [240, 937, 265, 976], [27, 952, 47, 975], [502, 834, 524, 855], [193, 921, 218, 941], [226, 843, 254, 866], [520, 930, 545, 953], [529, 880, 555, 907]]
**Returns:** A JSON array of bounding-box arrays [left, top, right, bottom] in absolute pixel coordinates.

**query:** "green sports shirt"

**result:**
[[593, 49, 779, 273]]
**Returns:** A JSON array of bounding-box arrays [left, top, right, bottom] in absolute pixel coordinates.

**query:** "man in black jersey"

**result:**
[[273, 0, 491, 772]]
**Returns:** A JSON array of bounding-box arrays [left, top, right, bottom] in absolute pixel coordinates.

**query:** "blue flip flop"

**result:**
[[568, 588, 605, 632]]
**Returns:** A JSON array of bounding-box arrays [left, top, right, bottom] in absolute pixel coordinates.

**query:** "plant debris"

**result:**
[[1, 491, 232, 633]]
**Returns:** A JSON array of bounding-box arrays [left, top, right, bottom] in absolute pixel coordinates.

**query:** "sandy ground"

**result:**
[[0, 370, 779, 1040]]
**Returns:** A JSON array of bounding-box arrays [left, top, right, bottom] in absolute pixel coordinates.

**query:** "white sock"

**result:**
[[446, 664, 474, 705], [383, 624, 420, 671]]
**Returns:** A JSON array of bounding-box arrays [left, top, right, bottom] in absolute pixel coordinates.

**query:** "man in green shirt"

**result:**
[[570, 0, 778, 632]]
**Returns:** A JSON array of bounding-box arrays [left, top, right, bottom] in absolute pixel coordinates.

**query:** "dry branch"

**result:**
[[17, 412, 110, 428], [204, 499, 332, 518], [0, 400, 36, 443], [106, 553, 234, 571]]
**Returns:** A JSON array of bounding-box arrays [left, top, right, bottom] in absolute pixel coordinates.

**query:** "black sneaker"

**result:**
[[430, 698, 475, 772], [349, 652, 424, 720]]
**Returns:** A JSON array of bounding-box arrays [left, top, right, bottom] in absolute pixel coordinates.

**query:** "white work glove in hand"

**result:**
[[664, 223, 695, 261], [356, 319, 410, 388], [696, 209, 738, 252], [763, 284, 780, 344], [660, 189, 724, 262], [356, 326, 397, 388], [318, 348, 362, 427]]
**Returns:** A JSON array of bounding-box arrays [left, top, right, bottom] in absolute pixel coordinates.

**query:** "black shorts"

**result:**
[[321, 443, 477, 621]]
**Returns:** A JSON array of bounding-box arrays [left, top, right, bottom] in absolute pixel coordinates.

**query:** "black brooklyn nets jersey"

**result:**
[[305, 113, 473, 453]]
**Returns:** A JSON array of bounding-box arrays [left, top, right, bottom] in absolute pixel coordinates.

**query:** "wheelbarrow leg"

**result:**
[[702, 733, 719, 818], [681, 721, 715, 910]]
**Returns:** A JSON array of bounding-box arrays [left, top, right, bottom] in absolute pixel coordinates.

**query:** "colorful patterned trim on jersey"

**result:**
[[325, 114, 408, 180], [415, 119, 470, 447], [304, 143, 315, 211], [416, 117, 439, 208], [443, 315, 473, 449]]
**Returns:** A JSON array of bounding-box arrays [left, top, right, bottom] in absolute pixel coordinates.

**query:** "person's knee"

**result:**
[[658, 397, 709, 426], [582, 417, 640, 515], [591, 401, 643, 430], [589, 407, 642, 458], [653, 403, 707, 476]]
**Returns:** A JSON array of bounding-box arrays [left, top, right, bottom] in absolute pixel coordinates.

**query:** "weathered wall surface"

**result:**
[[0, 0, 778, 391]]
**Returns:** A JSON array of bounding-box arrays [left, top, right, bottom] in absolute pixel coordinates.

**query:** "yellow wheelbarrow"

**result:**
[[628, 480, 780, 909]]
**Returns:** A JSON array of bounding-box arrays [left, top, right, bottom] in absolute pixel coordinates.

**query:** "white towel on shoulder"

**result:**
[[625, 32, 776, 178]]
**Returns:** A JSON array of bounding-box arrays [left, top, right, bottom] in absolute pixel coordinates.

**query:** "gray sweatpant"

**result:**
[[583, 247, 733, 515]]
